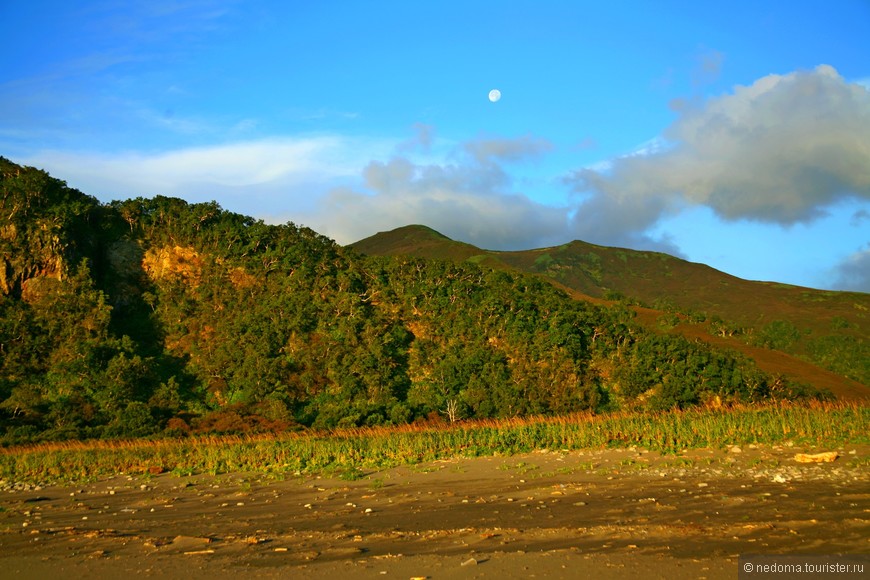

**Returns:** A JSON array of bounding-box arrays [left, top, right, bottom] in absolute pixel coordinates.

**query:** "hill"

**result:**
[[0, 158, 858, 443], [351, 225, 870, 392]]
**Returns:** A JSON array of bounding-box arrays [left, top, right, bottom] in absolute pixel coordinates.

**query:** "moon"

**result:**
[[488, 89, 501, 103]]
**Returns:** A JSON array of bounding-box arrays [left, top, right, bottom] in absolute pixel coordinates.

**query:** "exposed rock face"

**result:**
[[0, 225, 15, 295], [0, 223, 16, 241], [1, 202, 70, 299], [142, 245, 203, 286], [1, 254, 64, 300], [0, 258, 10, 296], [20, 275, 63, 303]]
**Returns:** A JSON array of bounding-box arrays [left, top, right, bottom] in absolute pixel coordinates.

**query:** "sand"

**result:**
[[1, 443, 868, 579]]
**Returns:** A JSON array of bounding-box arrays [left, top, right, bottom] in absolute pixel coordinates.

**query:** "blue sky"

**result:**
[[2, 1, 869, 291]]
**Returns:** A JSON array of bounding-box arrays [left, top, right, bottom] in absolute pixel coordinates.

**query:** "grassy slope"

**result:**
[[350, 225, 869, 400]]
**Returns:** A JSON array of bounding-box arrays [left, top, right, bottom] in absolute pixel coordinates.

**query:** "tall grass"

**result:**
[[1, 401, 866, 486]]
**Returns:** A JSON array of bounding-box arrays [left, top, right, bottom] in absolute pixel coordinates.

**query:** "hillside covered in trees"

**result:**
[[0, 158, 837, 443], [352, 226, 870, 388]]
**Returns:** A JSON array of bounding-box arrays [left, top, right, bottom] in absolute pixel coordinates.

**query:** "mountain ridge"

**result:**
[[350, 225, 869, 389], [352, 224, 850, 294]]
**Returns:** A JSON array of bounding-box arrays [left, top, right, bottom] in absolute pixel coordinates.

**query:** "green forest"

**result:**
[[0, 158, 832, 444]]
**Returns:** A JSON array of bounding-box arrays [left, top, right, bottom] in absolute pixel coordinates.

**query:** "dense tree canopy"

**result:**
[[0, 158, 828, 443]]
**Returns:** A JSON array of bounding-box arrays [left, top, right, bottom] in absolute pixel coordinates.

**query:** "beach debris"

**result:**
[[461, 557, 478, 566], [793, 451, 838, 463], [171, 535, 213, 553]]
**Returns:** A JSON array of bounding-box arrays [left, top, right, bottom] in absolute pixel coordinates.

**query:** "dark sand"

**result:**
[[1, 443, 867, 579]]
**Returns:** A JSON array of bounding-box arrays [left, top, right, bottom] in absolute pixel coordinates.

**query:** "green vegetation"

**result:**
[[754, 320, 803, 350], [0, 402, 864, 486], [353, 225, 870, 386], [804, 334, 869, 383], [0, 158, 852, 445]]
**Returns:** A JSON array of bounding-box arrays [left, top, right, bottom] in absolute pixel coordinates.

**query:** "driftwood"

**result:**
[[793, 451, 838, 463]]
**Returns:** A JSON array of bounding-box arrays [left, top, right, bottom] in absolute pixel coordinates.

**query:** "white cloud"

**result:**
[[396, 123, 436, 154], [18, 136, 392, 204], [832, 245, 870, 292], [301, 135, 569, 249], [565, 65, 870, 248], [296, 131, 683, 254], [16, 132, 568, 253], [463, 134, 554, 164]]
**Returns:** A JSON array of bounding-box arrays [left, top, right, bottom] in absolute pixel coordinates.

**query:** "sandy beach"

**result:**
[[2, 443, 867, 579]]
